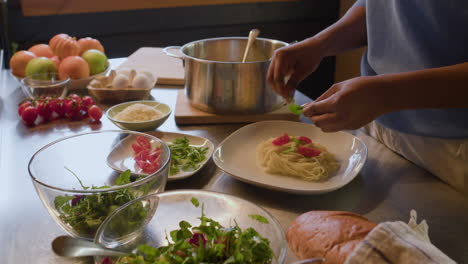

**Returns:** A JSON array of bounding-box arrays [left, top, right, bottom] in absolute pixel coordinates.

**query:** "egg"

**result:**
[[132, 73, 153, 89], [116, 67, 131, 77], [112, 74, 130, 89], [138, 69, 155, 83]]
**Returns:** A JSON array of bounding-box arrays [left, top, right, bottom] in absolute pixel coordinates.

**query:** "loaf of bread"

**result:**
[[286, 211, 376, 264]]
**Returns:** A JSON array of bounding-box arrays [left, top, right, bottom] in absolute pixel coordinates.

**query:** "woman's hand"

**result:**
[[302, 76, 391, 132], [266, 38, 325, 100]]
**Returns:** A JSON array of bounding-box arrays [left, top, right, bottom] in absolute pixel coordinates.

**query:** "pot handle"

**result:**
[[162, 46, 184, 59]]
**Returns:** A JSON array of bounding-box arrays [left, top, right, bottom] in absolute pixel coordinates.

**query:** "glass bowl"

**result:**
[[94, 190, 287, 264], [20, 73, 70, 99], [28, 130, 170, 239]]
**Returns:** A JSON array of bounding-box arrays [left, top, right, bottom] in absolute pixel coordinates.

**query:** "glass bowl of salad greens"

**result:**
[[93, 190, 287, 264], [28, 130, 171, 240]]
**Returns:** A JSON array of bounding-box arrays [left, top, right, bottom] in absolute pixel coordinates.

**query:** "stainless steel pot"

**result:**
[[163, 37, 288, 114]]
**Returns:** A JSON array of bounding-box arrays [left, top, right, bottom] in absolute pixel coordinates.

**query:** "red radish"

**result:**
[[272, 133, 290, 146], [18, 101, 33, 116], [136, 135, 151, 150], [131, 142, 144, 154], [88, 105, 102, 122], [21, 106, 38, 126], [36, 101, 53, 122], [82, 96, 95, 107], [298, 146, 321, 157]]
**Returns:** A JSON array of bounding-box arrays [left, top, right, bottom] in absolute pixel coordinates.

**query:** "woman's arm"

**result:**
[[303, 62, 468, 132], [314, 2, 368, 57], [267, 3, 367, 99]]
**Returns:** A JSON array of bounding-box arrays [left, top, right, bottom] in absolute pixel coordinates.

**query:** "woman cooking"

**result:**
[[267, 0, 468, 194]]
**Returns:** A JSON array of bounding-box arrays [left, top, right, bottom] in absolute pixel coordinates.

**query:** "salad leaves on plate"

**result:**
[[106, 198, 275, 264], [169, 137, 208, 176]]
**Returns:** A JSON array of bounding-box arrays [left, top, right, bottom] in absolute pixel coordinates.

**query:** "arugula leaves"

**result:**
[[54, 169, 148, 237], [111, 198, 275, 264], [248, 214, 269, 224], [289, 104, 303, 115], [191, 197, 200, 207], [169, 137, 208, 176]]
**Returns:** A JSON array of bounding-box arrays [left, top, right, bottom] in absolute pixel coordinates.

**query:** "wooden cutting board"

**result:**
[[117, 47, 185, 85], [175, 90, 299, 125]]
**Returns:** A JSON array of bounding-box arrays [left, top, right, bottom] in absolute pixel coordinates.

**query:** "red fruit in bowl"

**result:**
[[50, 56, 60, 68], [28, 44, 54, 58], [59, 56, 90, 80], [78, 37, 105, 55], [51, 34, 80, 59], [49, 33, 71, 51], [10, 50, 37, 77]]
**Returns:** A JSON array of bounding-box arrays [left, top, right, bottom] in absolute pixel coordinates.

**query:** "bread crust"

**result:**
[[286, 211, 376, 264]]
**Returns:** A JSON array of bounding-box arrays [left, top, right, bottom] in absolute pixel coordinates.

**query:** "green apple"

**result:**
[[25, 57, 57, 80], [81, 49, 109, 75]]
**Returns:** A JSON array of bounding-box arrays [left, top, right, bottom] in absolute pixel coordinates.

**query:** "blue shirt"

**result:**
[[356, 0, 468, 138]]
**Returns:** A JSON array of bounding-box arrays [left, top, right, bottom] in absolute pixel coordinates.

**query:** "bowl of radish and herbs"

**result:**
[[28, 130, 170, 239]]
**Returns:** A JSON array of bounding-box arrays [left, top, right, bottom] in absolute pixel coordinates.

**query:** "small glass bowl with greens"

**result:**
[[28, 130, 171, 240], [94, 190, 287, 264]]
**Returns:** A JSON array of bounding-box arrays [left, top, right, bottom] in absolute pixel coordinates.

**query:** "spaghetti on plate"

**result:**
[[256, 134, 339, 181]]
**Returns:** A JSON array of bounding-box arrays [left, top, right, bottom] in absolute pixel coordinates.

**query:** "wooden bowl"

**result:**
[[88, 86, 152, 104]]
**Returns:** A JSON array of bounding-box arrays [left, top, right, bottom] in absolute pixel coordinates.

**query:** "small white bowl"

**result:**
[[106, 100, 172, 132]]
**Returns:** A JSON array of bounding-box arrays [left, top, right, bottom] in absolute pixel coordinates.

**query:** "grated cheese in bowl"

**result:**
[[114, 103, 163, 122]]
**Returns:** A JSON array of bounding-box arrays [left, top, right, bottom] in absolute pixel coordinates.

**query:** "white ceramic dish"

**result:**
[[213, 120, 367, 194], [107, 131, 214, 181], [106, 100, 172, 132]]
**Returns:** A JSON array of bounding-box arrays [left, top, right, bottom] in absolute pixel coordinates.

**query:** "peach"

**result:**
[[10, 50, 37, 77], [28, 44, 54, 58], [58, 56, 90, 79]]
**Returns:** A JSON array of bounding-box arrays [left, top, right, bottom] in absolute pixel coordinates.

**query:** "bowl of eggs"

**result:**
[[88, 68, 156, 104]]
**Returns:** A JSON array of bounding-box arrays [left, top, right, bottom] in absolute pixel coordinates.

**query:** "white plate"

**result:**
[[213, 120, 367, 194], [107, 131, 214, 181]]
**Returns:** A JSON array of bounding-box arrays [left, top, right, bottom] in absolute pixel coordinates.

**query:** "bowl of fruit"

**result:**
[[10, 33, 110, 92], [94, 190, 287, 264], [28, 130, 171, 239]]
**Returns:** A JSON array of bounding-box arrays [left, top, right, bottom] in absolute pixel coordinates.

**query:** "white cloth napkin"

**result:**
[[345, 210, 456, 264]]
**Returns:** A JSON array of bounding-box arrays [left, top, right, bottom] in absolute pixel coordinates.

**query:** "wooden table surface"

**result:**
[[0, 58, 467, 263]]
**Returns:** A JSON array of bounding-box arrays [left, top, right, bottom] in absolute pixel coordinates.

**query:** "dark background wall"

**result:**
[[3, 0, 340, 99]]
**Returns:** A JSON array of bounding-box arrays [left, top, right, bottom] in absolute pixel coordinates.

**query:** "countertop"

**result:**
[[0, 58, 467, 263]]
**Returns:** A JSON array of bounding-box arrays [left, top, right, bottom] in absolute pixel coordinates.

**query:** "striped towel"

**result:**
[[345, 210, 455, 264]]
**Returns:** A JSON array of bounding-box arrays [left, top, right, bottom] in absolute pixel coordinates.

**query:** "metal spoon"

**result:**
[[52, 236, 128, 258], [242, 28, 260, 63], [53, 235, 325, 263], [290, 258, 326, 264]]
